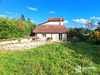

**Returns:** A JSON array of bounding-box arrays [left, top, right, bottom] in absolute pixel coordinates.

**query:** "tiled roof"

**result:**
[[48, 18, 64, 21], [33, 25, 68, 33]]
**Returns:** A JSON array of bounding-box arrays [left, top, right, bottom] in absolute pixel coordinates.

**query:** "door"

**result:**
[[59, 33, 62, 40]]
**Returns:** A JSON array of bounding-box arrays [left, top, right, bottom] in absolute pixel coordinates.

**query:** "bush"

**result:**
[[0, 17, 37, 39], [68, 28, 87, 42], [72, 36, 79, 42], [89, 31, 100, 44]]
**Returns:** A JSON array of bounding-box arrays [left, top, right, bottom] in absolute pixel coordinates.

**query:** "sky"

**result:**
[[0, 0, 100, 28]]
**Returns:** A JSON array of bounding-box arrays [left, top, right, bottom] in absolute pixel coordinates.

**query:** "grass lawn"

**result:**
[[0, 42, 100, 75]]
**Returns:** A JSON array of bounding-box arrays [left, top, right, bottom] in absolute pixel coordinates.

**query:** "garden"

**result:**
[[0, 42, 100, 75], [0, 15, 100, 75]]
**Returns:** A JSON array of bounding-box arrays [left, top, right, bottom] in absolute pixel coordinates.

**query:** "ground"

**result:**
[[0, 42, 100, 75], [0, 41, 46, 51]]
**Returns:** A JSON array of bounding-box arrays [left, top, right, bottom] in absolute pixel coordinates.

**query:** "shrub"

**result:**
[[68, 28, 87, 42], [89, 31, 100, 44], [72, 36, 79, 42], [0, 17, 37, 39]]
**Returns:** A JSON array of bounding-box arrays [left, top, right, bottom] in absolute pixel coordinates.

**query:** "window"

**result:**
[[42, 33, 46, 37]]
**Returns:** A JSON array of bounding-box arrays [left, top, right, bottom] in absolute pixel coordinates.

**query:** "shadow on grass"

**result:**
[[60, 42, 100, 65]]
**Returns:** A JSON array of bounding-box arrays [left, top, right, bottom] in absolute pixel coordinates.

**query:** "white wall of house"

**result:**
[[37, 34, 45, 41], [62, 34, 67, 40], [37, 33, 67, 41], [43, 21, 63, 25], [52, 34, 59, 41]]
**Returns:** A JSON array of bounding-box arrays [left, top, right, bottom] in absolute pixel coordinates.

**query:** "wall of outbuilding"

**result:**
[[37, 33, 67, 41]]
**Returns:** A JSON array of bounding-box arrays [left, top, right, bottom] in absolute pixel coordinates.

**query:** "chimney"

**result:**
[[60, 16, 62, 20], [59, 16, 62, 25]]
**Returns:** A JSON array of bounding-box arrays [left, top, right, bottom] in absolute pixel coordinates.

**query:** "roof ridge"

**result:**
[[38, 24, 65, 26], [38, 21, 49, 25]]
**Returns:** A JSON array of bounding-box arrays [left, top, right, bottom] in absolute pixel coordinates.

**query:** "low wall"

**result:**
[[0, 38, 32, 45]]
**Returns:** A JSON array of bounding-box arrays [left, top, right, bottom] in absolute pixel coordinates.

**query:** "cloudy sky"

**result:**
[[0, 0, 100, 28]]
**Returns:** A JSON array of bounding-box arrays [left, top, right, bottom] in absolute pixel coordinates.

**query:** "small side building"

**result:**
[[33, 17, 68, 41]]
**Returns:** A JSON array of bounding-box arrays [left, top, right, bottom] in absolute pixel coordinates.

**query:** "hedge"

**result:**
[[0, 17, 37, 39]]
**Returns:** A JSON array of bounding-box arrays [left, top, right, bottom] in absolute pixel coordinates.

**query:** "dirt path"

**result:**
[[0, 41, 47, 51]]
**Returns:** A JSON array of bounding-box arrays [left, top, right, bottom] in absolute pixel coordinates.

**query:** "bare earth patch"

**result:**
[[0, 41, 47, 51]]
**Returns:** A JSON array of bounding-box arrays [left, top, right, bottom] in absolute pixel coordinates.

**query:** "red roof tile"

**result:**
[[33, 25, 68, 33], [48, 18, 64, 21]]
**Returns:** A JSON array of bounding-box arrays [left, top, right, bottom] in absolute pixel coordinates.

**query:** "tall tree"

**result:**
[[85, 19, 100, 29], [20, 14, 25, 21], [85, 19, 94, 29], [27, 18, 31, 22]]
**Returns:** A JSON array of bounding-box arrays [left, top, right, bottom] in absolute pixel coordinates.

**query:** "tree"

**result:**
[[84, 19, 98, 35], [78, 27, 85, 34], [30, 23, 37, 36], [67, 27, 73, 31], [68, 28, 87, 42], [12, 18, 16, 21], [85, 19, 100, 30], [95, 22, 100, 31], [89, 31, 100, 44], [27, 18, 31, 23], [85, 19, 94, 29], [84, 29, 90, 34], [20, 14, 25, 21]]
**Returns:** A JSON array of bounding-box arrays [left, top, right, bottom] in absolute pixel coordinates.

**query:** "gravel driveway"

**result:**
[[0, 41, 46, 51]]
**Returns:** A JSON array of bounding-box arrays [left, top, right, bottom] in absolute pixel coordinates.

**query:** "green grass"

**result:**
[[0, 42, 100, 75]]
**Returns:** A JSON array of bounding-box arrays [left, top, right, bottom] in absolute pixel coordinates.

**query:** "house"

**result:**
[[33, 17, 68, 41]]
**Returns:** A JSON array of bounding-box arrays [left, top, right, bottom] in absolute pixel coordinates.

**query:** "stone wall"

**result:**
[[0, 38, 32, 45]]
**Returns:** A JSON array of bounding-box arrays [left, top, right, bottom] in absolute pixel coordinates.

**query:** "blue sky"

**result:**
[[0, 0, 100, 28]]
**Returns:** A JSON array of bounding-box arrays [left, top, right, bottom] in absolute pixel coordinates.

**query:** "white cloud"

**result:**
[[93, 21, 99, 26], [90, 16, 100, 20], [0, 15, 7, 18], [9, 17, 13, 19], [5, 12, 14, 14], [0, 15, 13, 19], [63, 20, 68, 24], [94, 23, 98, 25], [31, 20, 35, 23], [26, 7, 37, 11], [73, 17, 99, 29], [83, 25, 87, 28], [49, 11, 56, 14], [72, 18, 87, 24]]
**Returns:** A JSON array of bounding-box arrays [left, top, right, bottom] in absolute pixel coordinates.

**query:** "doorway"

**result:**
[[59, 33, 62, 40]]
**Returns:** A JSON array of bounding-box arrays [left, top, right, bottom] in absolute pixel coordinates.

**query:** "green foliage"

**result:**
[[68, 28, 94, 42], [30, 23, 37, 36], [0, 17, 37, 39], [84, 29, 89, 34], [89, 31, 100, 44], [78, 28, 85, 34], [20, 14, 25, 21], [95, 27, 100, 31], [68, 28, 87, 42], [27, 18, 31, 23], [67, 27, 73, 31], [0, 42, 99, 75]]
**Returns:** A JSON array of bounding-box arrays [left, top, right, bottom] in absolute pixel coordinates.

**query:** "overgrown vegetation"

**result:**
[[0, 42, 99, 75], [68, 27, 100, 45], [0, 15, 37, 39], [68, 28, 89, 42], [89, 31, 100, 44]]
